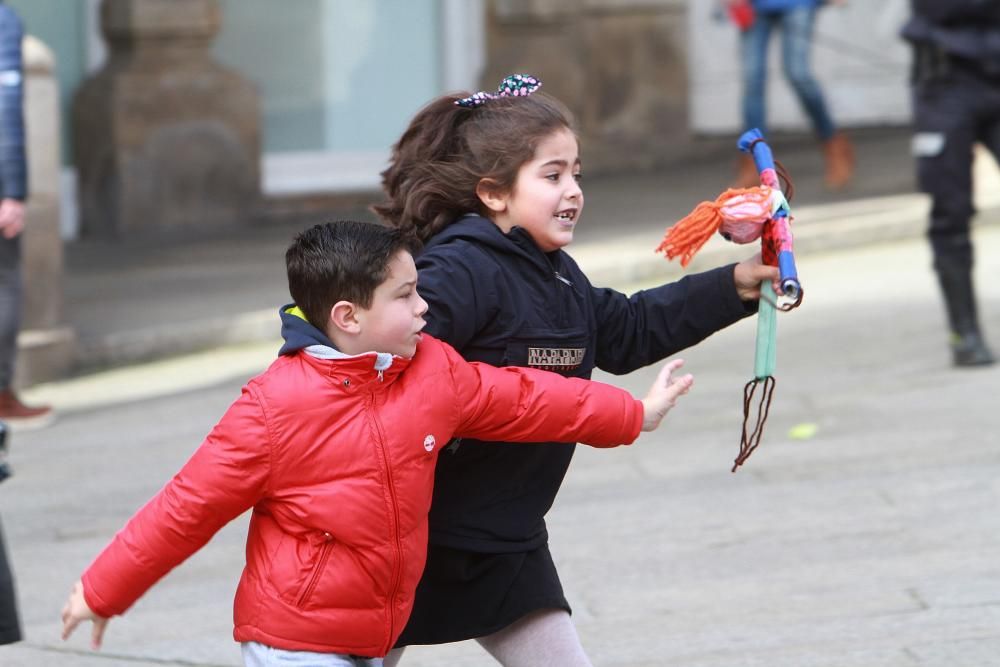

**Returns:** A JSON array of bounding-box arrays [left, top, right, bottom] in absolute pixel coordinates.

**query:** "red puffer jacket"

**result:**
[[81, 336, 643, 657]]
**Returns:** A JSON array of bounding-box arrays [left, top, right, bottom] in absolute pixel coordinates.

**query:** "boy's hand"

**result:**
[[640, 359, 694, 431], [61, 580, 110, 649], [734, 254, 781, 301]]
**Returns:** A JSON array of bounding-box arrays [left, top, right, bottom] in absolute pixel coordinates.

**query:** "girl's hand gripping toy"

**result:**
[[656, 129, 803, 471]]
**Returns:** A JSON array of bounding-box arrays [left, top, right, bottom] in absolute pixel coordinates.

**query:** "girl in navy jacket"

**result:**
[[374, 74, 779, 666]]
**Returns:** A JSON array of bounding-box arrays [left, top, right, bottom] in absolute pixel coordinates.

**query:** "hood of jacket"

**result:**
[[278, 304, 398, 375]]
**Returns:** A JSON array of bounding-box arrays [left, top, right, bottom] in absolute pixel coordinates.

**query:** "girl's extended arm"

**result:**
[[593, 262, 758, 374]]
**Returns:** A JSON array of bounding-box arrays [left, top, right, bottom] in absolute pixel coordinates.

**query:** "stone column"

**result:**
[[18, 36, 75, 387], [73, 0, 260, 238]]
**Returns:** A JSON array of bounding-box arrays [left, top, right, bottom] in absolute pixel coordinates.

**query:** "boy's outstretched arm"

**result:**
[[59, 387, 271, 650], [61, 581, 108, 649], [443, 340, 691, 447], [640, 358, 694, 432]]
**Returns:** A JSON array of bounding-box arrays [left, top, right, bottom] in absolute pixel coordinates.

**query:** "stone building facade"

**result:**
[[484, 0, 690, 171], [20, 0, 909, 239]]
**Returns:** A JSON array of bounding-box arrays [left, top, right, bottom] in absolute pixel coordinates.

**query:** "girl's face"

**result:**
[[484, 127, 583, 252]]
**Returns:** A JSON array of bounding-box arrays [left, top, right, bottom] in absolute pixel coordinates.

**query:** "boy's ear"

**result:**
[[329, 301, 362, 335], [476, 178, 508, 214]]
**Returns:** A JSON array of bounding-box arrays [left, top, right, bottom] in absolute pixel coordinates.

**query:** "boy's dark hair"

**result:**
[[286, 220, 419, 331], [372, 91, 575, 242]]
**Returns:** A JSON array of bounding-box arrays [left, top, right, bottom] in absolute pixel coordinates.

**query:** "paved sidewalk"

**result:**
[[41, 128, 1000, 379], [6, 222, 1000, 666]]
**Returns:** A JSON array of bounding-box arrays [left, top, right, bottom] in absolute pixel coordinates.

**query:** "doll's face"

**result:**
[[719, 218, 764, 245]]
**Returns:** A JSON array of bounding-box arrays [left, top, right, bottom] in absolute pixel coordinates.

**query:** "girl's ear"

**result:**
[[476, 178, 508, 214], [329, 301, 361, 335]]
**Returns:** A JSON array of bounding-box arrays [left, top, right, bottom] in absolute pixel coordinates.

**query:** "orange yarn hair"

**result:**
[[656, 186, 775, 267]]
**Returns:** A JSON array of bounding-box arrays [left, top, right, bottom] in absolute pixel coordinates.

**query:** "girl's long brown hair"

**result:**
[[373, 91, 575, 242]]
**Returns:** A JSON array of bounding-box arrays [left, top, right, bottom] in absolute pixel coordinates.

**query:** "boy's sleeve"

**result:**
[[81, 386, 271, 618], [592, 264, 755, 375], [444, 343, 643, 447]]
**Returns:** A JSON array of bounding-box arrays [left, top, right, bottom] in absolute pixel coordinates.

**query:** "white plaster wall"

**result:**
[[688, 0, 912, 134]]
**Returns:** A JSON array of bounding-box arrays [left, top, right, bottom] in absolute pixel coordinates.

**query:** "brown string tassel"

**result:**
[[733, 375, 776, 472]]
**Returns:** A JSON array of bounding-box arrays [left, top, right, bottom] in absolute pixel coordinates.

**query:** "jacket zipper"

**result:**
[[296, 532, 334, 608], [369, 391, 403, 653], [553, 269, 578, 325]]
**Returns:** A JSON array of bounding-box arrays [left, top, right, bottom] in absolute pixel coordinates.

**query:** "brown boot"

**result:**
[[823, 132, 855, 190], [0, 389, 53, 429], [732, 154, 760, 188]]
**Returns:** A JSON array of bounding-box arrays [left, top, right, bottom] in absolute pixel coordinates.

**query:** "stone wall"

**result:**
[[485, 0, 689, 172]]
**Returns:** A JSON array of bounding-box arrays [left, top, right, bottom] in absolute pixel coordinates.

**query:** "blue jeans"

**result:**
[[740, 5, 836, 140], [242, 642, 383, 667]]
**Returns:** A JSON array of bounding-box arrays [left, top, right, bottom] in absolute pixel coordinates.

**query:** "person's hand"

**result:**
[[61, 580, 110, 649], [733, 253, 781, 301], [0, 199, 25, 239], [640, 359, 694, 432]]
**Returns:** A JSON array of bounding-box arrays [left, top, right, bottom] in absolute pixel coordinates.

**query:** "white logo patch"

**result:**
[[912, 132, 945, 158], [423, 435, 436, 452], [0, 71, 21, 87]]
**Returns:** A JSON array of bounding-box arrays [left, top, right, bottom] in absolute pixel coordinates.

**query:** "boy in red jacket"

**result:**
[[60, 220, 693, 666]]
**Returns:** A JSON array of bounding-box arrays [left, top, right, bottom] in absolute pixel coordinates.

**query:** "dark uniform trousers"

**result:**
[[913, 61, 1000, 271]]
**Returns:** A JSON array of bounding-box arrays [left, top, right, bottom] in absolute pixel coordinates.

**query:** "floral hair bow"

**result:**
[[455, 74, 542, 108]]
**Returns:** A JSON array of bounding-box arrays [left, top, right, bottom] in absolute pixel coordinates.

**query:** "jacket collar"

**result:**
[[277, 304, 409, 386], [423, 214, 563, 277]]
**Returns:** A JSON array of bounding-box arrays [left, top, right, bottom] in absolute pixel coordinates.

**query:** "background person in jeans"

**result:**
[[0, 2, 51, 425], [730, 0, 855, 190]]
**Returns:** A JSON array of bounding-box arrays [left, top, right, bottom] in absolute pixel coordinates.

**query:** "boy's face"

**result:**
[[355, 250, 428, 358]]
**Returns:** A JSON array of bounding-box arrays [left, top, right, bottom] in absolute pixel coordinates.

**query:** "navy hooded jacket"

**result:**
[[416, 214, 755, 551], [902, 0, 1000, 76]]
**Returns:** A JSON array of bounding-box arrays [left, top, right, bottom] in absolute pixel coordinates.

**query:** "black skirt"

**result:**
[[395, 543, 570, 647]]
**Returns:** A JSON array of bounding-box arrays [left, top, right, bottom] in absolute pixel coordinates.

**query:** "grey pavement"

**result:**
[[4, 126, 1000, 666], [55, 127, 960, 376], [3, 211, 1000, 666]]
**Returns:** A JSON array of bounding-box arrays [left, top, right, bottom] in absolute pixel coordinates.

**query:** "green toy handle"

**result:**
[[754, 280, 777, 379]]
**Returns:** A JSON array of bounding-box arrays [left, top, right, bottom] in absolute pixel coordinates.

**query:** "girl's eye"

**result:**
[[573, 172, 583, 182], [545, 173, 559, 181]]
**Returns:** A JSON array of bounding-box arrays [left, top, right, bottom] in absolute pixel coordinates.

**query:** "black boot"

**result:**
[[935, 260, 995, 367]]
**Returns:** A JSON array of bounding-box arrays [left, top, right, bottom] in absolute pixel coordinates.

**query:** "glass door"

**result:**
[[213, 0, 483, 194]]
